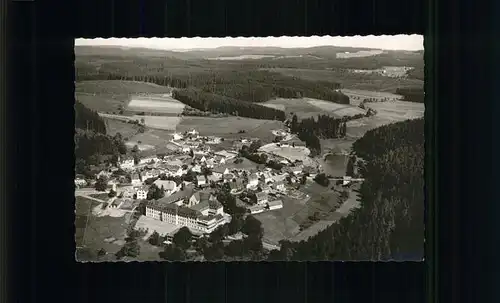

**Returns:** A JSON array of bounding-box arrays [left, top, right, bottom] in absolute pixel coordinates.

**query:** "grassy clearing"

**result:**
[[127, 95, 185, 115], [364, 101, 425, 121], [105, 118, 140, 139], [254, 196, 306, 244], [176, 116, 280, 136], [132, 115, 182, 130], [336, 50, 384, 58], [77, 212, 131, 260], [306, 98, 366, 117], [75, 80, 173, 113], [259, 143, 310, 162], [75, 197, 102, 248], [262, 98, 325, 119]]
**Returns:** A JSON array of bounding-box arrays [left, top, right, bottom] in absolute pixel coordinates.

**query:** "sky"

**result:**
[[75, 35, 423, 51]]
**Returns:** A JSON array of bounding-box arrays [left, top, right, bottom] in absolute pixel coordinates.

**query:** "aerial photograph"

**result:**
[[74, 35, 425, 262]]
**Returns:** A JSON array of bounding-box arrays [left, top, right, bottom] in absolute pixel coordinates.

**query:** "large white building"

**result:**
[[145, 190, 228, 234]]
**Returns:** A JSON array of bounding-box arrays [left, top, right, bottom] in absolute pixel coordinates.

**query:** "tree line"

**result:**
[[75, 101, 128, 176], [77, 67, 350, 105], [396, 87, 425, 103], [172, 88, 286, 121], [268, 118, 425, 260]]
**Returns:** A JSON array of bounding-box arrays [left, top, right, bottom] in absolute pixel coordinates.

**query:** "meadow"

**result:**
[[75, 80, 173, 113], [176, 116, 282, 137], [127, 94, 185, 114]]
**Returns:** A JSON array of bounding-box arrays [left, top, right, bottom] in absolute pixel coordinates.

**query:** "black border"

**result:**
[[7, 0, 488, 301]]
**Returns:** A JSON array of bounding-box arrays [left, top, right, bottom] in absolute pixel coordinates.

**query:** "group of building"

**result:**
[[75, 128, 324, 236]]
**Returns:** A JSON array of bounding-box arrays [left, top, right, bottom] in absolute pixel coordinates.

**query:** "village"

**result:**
[[75, 126, 358, 253]]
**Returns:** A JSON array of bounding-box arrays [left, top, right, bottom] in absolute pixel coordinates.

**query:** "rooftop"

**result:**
[[268, 199, 283, 207], [155, 188, 193, 204], [256, 192, 268, 200]]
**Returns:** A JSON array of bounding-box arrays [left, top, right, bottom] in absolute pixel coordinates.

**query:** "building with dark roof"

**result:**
[[145, 189, 227, 234]]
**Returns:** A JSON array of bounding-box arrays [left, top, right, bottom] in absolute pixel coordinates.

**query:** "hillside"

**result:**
[[74, 101, 128, 176], [268, 118, 424, 261]]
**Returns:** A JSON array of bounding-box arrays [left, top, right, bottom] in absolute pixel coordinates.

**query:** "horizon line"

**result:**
[[75, 35, 424, 51]]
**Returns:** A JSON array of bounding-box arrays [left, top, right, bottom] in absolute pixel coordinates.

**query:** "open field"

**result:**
[[306, 98, 366, 117], [104, 118, 140, 139], [338, 100, 424, 138], [126, 129, 172, 151], [318, 154, 348, 177], [254, 182, 341, 245], [336, 50, 385, 58], [76, 80, 173, 113], [364, 100, 424, 120], [259, 143, 310, 162], [207, 55, 276, 60], [127, 94, 185, 114], [133, 115, 182, 130], [264, 68, 423, 93], [262, 98, 327, 119], [78, 211, 131, 258], [75, 197, 102, 247], [177, 116, 283, 137], [263, 97, 366, 119], [254, 196, 307, 245]]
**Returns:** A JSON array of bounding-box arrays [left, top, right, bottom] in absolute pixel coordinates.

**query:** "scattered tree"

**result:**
[[172, 227, 193, 250]]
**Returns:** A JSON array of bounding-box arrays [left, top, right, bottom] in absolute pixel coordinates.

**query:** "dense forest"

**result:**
[[77, 66, 350, 105], [75, 100, 107, 134], [269, 118, 425, 260], [396, 87, 425, 103], [75, 101, 127, 175], [172, 89, 286, 121]]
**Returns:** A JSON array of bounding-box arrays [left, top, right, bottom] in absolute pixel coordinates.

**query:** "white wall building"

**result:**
[[136, 188, 148, 200]]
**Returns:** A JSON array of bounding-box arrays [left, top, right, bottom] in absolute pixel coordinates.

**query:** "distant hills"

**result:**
[[75, 44, 423, 62]]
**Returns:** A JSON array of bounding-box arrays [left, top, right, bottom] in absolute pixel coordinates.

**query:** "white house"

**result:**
[[274, 181, 285, 191], [291, 165, 303, 175], [267, 200, 283, 211], [140, 171, 153, 181], [173, 133, 184, 141], [215, 150, 237, 161], [120, 158, 135, 170], [136, 187, 148, 200], [192, 164, 202, 173], [197, 175, 207, 187], [205, 158, 215, 168], [187, 129, 199, 136], [213, 167, 230, 179], [343, 176, 352, 186], [261, 171, 274, 184], [131, 173, 142, 186], [247, 173, 259, 189], [249, 204, 265, 214], [74, 178, 87, 188]]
